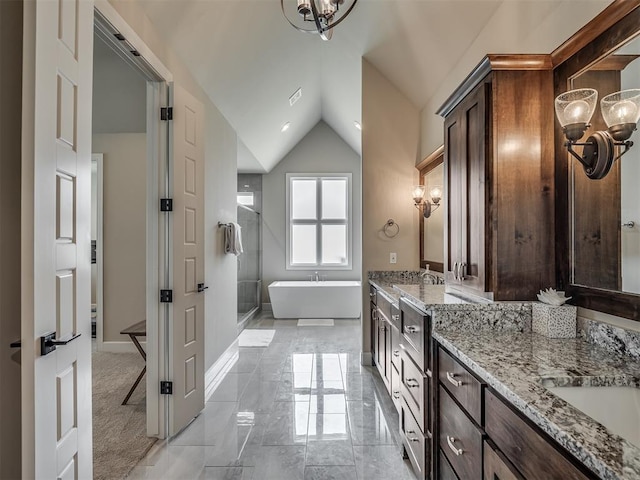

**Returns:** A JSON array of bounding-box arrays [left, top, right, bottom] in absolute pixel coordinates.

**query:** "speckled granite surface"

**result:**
[[368, 280, 532, 332], [579, 317, 640, 361], [368, 270, 445, 285], [434, 329, 640, 480]]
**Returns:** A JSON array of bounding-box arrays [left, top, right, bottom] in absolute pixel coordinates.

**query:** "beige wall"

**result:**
[[362, 59, 420, 358], [108, 0, 239, 371], [0, 0, 22, 476], [92, 134, 147, 343], [420, 0, 612, 159]]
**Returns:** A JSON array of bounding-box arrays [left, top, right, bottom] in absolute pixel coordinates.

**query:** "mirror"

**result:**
[[554, 2, 640, 320], [418, 146, 444, 273], [569, 34, 640, 295]]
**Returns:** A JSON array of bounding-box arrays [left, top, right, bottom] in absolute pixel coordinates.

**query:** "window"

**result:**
[[286, 173, 352, 269]]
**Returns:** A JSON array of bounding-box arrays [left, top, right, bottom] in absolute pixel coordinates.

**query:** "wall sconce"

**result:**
[[412, 185, 442, 218], [555, 88, 640, 179]]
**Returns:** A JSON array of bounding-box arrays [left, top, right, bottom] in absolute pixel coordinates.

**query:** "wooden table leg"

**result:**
[[122, 332, 147, 405], [122, 366, 146, 406]]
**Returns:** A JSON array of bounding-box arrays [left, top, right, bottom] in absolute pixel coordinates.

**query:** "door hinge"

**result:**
[[160, 107, 173, 121], [160, 381, 173, 395], [160, 289, 173, 303], [160, 198, 173, 212]]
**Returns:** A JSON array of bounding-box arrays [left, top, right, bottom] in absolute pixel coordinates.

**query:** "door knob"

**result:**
[[40, 332, 81, 356], [197, 283, 209, 293]]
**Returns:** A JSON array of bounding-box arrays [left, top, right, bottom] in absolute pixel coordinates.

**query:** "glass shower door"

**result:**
[[237, 204, 261, 326]]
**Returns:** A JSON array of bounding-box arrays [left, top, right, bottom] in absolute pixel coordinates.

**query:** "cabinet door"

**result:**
[[460, 83, 488, 293], [372, 303, 379, 365], [444, 109, 464, 283], [384, 318, 392, 388], [445, 81, 488, 293]]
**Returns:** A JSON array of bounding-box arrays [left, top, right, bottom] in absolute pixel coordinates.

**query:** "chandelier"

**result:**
[[281, 0, 358, 41]]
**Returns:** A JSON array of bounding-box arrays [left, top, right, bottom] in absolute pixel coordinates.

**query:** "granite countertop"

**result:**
[[434, 329, 640, 480]]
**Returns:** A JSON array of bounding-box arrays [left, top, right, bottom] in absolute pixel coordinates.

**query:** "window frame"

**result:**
[[285, 173, 352, 270]]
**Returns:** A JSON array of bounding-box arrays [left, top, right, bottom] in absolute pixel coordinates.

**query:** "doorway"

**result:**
[[91, 9, 169, 478]]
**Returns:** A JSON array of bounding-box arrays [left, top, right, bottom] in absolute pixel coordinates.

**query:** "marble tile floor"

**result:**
[[128, 314, 417, 480]]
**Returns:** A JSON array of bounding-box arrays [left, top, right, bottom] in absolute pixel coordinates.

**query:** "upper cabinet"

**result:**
[[437, 56, 556, 300]]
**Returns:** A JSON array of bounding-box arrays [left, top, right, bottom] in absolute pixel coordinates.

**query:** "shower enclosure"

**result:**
[[237, 173, 262, 330]]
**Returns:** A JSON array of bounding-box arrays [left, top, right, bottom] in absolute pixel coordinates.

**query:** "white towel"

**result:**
[[224, 222, 243, 256]]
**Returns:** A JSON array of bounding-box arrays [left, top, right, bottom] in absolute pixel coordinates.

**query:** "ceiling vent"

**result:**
[[289, 88, 302, 106]]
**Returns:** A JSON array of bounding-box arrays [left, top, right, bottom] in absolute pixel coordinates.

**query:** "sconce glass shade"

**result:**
[[412, 185, 426, 204], [429, 186, 443, 204], [601, 89, 640, 141], [555, 89, 598, 142]]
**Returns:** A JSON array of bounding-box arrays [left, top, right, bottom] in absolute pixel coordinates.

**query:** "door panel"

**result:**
[[22, 0, 93, 477], [171, 86, 205, 434]]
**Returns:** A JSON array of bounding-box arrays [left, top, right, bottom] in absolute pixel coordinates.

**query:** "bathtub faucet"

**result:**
[[313, 271, 319, 282]]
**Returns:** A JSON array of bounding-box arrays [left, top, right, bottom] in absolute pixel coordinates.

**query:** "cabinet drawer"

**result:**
[[401, 398, 429, 480], [400, 349, 429, 434], [439, 388, 483, 480], [439, 449, 459, 480], [391, 364, 401, 415], [377, 292, 392, 322], [400, 298, 429, 371], [439, 348, 483, 424], [369, 285, 377, 304], [483, 440, 523, 480], [390, 303, 401, 330], [485, 390, 592, 480], [390, 323, 401, 371]]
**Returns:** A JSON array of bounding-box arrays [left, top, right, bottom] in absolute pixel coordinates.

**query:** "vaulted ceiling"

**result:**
[[135, 0, 610, 173]]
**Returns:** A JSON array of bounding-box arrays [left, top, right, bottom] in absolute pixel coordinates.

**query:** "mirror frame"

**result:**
[[417, 145, 444, 273], [554, 2, 640, 321]]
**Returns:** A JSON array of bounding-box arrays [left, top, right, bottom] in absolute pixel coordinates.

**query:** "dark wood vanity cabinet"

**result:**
[[435, 343, 596, 480], [398, 298, 433, 479], [438, 56, 556, 300]]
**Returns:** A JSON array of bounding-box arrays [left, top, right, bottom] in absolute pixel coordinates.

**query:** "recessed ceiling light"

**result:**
[[281, 122, 291, 132], [354, 121, 362, 131]]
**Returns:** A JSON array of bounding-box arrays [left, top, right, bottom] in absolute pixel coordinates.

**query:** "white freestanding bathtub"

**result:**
[[268, 280, 362, 319]]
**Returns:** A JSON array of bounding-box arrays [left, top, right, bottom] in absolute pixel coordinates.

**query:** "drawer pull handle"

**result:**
[[393, 350, 400, 357], [393, 391, 400, 399], [446, 372, 463, 387], [447, 436, 463, 456], [406, 430, 420, 442], [406, 378, 419, 388], [392, 314, 399, 321], [405, 326, 419, 334]]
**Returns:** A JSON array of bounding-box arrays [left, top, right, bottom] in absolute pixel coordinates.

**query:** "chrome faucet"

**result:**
[[313, 271, 319, 282]]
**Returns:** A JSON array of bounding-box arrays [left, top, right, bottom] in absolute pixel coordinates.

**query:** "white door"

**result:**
[[170, 86, 205, 434], [21, 0, 94, 478]]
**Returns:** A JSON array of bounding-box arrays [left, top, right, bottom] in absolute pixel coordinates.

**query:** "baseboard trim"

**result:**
[[98, 341, 146, 353], [361, 351, 373, 366], [204, 339, 239, 402]]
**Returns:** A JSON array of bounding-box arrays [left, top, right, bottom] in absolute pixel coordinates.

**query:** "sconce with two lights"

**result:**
[[555, 88, 640, 179], [412, 185, 443, 219]]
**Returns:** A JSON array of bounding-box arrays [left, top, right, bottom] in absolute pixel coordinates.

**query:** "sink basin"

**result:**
[[547, 386, 640, 448]]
